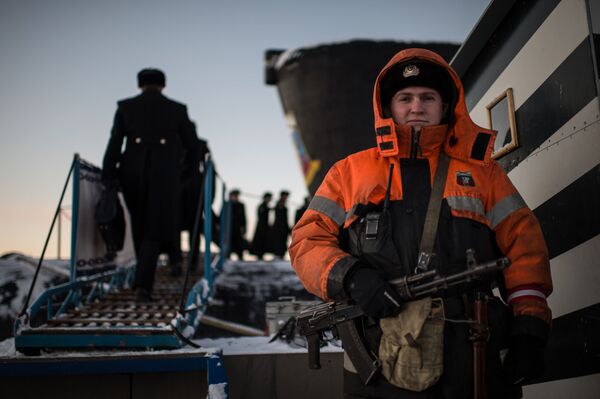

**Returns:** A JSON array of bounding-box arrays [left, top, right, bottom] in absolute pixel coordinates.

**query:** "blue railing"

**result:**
[[15, 154, 233, 346], [175, 155, 232, 337], [13, 266, 135, 333]]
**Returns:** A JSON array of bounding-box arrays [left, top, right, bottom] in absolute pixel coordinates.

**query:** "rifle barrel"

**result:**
[[410, 257, 508, 297]]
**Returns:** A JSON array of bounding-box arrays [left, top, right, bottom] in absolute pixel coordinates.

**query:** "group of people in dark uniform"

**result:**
[[228, 190, 309, 261], [248, 190, 290, 260]]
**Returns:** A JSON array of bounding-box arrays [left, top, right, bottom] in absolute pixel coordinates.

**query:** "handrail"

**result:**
[[203, 157, 215, 288], [19, 154, 77, 318], [178, 154, 209, 315], [14, 265, 133, 332], [15, 153, 234, 348], [176, 155, 233, 337]]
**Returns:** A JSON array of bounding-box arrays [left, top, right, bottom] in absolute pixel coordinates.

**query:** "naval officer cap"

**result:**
[[380, 60, 455, 106], [137, 68, 166, 88]]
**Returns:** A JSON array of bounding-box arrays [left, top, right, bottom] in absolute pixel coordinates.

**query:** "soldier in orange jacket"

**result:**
[[289, 48, 552, 398]]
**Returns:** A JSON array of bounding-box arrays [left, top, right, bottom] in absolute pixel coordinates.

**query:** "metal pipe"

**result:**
[[200, 315, 265, 337], [57, 206, 62, 259]]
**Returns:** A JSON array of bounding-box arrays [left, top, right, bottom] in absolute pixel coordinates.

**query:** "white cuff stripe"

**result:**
[[507, 289, 546, 303]]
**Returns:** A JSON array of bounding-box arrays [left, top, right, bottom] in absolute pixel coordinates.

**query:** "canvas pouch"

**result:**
[[379, 297, 445, 391]]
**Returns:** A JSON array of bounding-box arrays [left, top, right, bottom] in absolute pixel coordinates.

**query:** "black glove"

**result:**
[[344, 265, 403, 319], [502, 334, 545, 385]]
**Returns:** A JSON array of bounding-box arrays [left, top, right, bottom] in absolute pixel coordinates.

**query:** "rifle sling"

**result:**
[[416, 152, 450, 273]]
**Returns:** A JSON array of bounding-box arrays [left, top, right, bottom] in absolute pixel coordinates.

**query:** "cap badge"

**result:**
[[402, 64, 420, 78]]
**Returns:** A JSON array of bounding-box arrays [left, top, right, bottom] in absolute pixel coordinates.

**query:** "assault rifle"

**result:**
[[296, 252, 510, 384]]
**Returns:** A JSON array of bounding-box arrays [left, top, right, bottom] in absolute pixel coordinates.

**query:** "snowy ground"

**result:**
[[0, 335, 342, 358], [0, 253, 69, 339], [199, 258, 318, 336], [0, 253, 69, 318], [195, 335, 342, 356]]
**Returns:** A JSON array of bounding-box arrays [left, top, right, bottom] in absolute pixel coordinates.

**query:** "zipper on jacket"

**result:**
[[410, 127, 421, 158]]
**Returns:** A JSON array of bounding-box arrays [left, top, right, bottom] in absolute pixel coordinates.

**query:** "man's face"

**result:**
[[389, 86, 444, 131]]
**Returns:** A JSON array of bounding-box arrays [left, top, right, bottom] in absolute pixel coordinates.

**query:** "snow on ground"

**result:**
[[194, 336, 342, 356], [206, 259, 317, 334], [0, 336, 222, 359], [0, 253, 69, 320], [214, 259, 308, 299], [0, 336, 16, 356], [0, 335, 342, 359], [207, 382, 228, 399]]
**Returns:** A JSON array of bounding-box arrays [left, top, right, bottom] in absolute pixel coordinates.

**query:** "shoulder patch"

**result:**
[[456, 171, 475, 187]]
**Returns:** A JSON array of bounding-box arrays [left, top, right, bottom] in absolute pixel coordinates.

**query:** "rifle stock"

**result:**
[[295, 255, 509, 384]]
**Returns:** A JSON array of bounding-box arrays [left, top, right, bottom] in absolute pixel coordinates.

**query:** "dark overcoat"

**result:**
[[102, 91, 199, 248], [268, 201, 290, 257], [250, 202, 270, 257], [231, 201, 247, 248]]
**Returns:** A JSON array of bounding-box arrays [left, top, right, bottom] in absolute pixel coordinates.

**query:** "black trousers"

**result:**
[[134, 239, 161, 291], [344, 370, 435, 398]]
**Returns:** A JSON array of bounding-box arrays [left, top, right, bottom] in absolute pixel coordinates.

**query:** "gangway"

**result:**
[[9, 154, 233, 397], [14, 264, 208, 351]]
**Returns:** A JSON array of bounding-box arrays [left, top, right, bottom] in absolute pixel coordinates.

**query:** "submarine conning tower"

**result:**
[[265, 40, 460, 195]]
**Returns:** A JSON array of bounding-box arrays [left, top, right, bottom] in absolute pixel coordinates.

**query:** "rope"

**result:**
[[19, 156, 76, 318], [172, 324, 202, 348]]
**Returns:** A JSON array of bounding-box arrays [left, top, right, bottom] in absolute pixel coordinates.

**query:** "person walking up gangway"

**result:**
[[102, 68, 201, 302]]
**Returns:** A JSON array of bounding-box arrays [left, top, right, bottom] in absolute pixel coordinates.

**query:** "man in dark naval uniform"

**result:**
[[102, 68, 200, 301], [251, 191, 272, 260], [227, 189, 247, 260], [269, 190, 290, 258]]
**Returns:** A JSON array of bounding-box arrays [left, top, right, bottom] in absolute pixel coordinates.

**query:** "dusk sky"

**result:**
[[0, 0, 490, 257]]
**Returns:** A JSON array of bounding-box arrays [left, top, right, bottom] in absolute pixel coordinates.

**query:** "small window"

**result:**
[[486, 88, 518, 159]]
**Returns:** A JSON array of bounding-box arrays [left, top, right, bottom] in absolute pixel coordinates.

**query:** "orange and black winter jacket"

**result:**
[[289, 48, 552, 336]]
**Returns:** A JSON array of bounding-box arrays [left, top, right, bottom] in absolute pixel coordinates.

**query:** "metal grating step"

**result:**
[[25, 265, 202, 333]]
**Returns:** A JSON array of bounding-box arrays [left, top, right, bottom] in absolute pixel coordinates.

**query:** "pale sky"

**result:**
[[0, 0, 490, 256]]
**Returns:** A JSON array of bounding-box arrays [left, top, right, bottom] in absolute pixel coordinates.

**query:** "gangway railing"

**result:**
[[173, 154, 233, 343], [14, 153, 234, 352]]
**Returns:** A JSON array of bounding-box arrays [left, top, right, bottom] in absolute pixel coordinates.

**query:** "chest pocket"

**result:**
[[348, 207, 406, 277], [346, 159, 429, 278]]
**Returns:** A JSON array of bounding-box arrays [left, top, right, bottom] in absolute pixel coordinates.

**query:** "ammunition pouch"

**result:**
[[378, 297, 445, 391]]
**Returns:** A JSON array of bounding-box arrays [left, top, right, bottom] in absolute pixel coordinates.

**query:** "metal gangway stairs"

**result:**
[[14, 263, 206, 351], [4, 154, 233, 397]]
